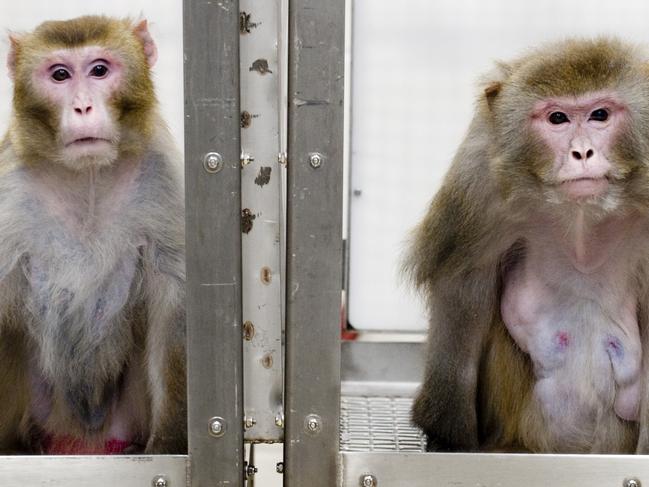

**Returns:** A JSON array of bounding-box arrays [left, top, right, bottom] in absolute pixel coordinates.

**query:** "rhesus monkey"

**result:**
[[406, 38, 649, 453], [0, 16, 185, 454]]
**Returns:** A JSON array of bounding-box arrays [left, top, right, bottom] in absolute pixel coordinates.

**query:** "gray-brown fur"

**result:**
[[406, 38, 649, 453]]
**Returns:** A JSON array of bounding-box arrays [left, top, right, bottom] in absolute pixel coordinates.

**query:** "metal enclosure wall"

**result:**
[[184, 1, 244, 486], [283, 0, 346, 485]]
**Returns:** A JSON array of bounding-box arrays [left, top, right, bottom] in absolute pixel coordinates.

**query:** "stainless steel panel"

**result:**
[[283, 0, 345, 484], [240, 0, 285, 443], [0, 456, 186, 487], [184, 1, 244, 485], [341, 452, 649, 487]]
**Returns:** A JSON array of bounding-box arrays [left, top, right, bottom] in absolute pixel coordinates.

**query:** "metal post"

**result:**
[[184, 1, 244, 486], [239, 0, 285, 443], [283, 0, 345, 485]]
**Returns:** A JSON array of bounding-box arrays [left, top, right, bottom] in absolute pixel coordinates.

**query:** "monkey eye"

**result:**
[[51, 68, 71, 82], [589, 108, 609, 122], [89, 64, 109, 78], [548, 111, 569, 124]]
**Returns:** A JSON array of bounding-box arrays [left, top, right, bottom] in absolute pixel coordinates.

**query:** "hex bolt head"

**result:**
[[360, 474, 377, 487], [625, 479, 641, 487], [203, 152, 223, 173], [208, 417, 226, 437], [308, 152, 323, 169], [152, 475, 168, 487]]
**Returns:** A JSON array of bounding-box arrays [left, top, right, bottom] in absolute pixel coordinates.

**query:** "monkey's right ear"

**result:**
[[7, 33, 21, 80], [484, 82, 502, 108]]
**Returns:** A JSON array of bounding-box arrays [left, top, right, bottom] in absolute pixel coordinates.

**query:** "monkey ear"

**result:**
[[7, 33, 21, 80], [133, 20, 158, 68], [484, 82, 502, 108]]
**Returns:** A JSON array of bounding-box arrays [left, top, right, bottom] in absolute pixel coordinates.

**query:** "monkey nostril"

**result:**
[[586, 149, 594, 159], [572, 151, 582, 160]]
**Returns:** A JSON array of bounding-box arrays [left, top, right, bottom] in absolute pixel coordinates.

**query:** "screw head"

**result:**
[[360, 474, 377, 487], [244, 416, 257, 430], [203, 152, 223, 173], [152, 475, 168, 487], [309, 152, 323, 168], [304, 414, 322, 434], [208, 417, 226, 437], [625, 479, 641, 487]]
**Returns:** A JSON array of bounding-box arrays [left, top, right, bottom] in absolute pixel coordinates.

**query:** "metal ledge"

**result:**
[[0, 455, 187, 487], [340, 452, 649, 487]]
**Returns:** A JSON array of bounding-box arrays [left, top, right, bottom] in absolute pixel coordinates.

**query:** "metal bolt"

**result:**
[[305, 414, 322, 434], [308, 152, 323, 168], [278, 152, 288, 166], [360, 474, 377, 487], [241, 151, 255, 167], [244, 415, 257, 430], [276, 462, 284, 474], [203, 152, 223, 173], [624, 479, 641, 487], [275, 412, 284, 428], [246, 464, 258, 478], [208, 417, 226, 437], [152, 475, 168, 487]]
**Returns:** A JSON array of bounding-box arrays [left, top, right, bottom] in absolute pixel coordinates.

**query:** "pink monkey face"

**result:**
[[32, 46, 124, 168], [530, 92, 628, 200]]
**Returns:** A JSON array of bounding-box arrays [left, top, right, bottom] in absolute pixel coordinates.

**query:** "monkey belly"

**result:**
[[500, 263, 641, 450]]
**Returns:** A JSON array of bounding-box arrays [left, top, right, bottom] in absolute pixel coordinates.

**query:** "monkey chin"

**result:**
[[57, 141, 119, 171]]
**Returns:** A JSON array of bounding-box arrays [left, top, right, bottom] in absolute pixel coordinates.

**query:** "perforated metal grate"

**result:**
[[340, 396, 426, 452]]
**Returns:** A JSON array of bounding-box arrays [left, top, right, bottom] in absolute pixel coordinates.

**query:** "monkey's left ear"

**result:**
[[7, 33, 22, 80], [484, 82, 502, 109], [133, 20, 158, 68]]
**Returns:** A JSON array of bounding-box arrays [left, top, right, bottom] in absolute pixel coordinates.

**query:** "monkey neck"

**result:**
[[558, 207, 636, 274]]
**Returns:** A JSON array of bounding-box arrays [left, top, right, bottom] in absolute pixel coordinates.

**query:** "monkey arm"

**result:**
[[407, 114, 514, 451], [634, 273, 649, 453]]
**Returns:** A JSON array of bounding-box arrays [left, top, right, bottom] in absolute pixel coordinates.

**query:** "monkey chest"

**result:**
[[500, 254, 642, 428]]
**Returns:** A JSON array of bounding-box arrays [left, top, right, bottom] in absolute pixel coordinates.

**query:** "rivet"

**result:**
[[360, 474, 377, 487], [624, 479, 642, 487], [203, 152, 223, 173], [261, 266, 272, 284], [243, 321, 255, 341], [276, 462, 284, 474]]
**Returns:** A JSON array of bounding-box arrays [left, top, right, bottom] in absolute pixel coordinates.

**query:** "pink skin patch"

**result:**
[[529, 92, 628, 200], [554, 331, 570, 350], [44, 435, 132, 455]]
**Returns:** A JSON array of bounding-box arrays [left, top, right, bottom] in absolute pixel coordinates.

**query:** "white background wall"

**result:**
[[347, 0, 649, 331], [0, 0, 184, 149]]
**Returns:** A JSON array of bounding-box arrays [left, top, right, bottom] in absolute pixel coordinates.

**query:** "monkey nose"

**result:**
[[73, 105, 93, 116], [571, 148, 594, 161]]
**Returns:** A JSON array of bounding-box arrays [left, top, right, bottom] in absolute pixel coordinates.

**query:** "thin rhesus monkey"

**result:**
[[407, 38, 649, 453], [0, 16, 185, 454]]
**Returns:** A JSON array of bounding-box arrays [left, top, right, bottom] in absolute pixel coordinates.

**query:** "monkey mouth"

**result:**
[[65, 137, 111, 147], [559, 176, 609, 198]]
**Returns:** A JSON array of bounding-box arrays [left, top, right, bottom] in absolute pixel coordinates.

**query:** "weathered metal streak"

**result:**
[[184, 1, 244, 485], [284, 0, 345, 484]]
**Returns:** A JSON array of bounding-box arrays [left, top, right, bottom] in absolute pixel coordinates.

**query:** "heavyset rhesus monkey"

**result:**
[[407, 38, 649, 453], [0, 16, 185, 454]]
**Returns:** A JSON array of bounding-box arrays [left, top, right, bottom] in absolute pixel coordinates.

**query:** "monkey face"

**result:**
[[29, 46, 122, 170], [529, 91, 629, 202]]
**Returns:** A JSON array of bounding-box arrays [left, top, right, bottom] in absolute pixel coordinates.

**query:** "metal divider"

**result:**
[[283, 0, 346, 485], [239, 0, 285, 444], [184, 0, 244, 485]]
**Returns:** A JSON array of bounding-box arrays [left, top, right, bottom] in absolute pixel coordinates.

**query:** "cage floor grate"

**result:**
[[340, 395, 426, 452]]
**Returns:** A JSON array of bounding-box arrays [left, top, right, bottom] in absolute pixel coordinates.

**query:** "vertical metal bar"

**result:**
[[283, 0, 345, 484], [184, 1, 244, 486], [239, 0, 285, 443]]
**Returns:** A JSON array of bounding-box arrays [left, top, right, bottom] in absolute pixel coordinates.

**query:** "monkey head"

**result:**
[[7, 16, 158, 170], [485, 38, 649, 213]]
